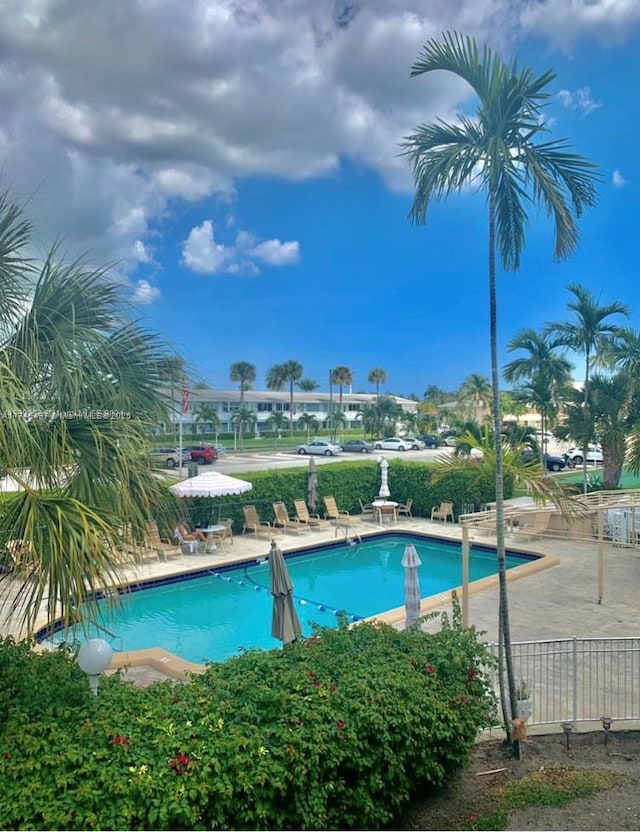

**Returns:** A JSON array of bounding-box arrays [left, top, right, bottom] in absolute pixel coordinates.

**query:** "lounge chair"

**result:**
[[213, 518, 234, 546], [242, 505, 278, 538], [173, 524, 203, 554], [273, 502, 305, 534], [358, 499, 375, 521], [324, 496, 350, 523], [397, 498, 413, 519], [294, 499, 330, 528], [431, 501, 454, 523], [120, 523, 159, 564], [145, 520, 182, 561]]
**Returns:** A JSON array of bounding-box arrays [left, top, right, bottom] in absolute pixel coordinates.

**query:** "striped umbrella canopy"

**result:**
[[401, 542, 422, 629], [307, 456, 318, 512], [269, 540, 302, 646]]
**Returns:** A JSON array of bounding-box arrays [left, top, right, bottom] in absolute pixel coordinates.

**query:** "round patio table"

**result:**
[[372, 500, 398, 526]]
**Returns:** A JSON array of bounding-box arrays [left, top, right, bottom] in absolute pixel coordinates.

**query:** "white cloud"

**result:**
[[131, 279, 161, 305], [181, 219, 300, 276], [613, 170, 628, 187], [557, 87, 602, 117], [521, 0, 640, 46]]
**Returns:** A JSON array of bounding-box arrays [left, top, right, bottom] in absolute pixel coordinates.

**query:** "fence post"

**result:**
[[572, 637, 578, 729]]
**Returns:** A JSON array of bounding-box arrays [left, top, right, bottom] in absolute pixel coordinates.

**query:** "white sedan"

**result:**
[[565, 445, 603, 465], [296, 440, 343, 456], [373, 437, 413, 452], [403, 436, 426, 450]]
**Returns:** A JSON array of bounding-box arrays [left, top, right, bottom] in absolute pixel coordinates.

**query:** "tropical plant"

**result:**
[[298, 377, 320, 392], [368, 367, 387, 437], [327, 409, 347, 437], [546, 284, 628, 492], [297, 412, 319, 442], [0, 191, 175, 633], [231, 406, 256, 449], [266, 410, 289, 445], [458, 373, 492, 423], [403, 31, 598, 735], [281, 360, 303, 435], [503, 328, 574, 465], [229, 361, 256, 405], [193, 403, 218, 438], [400, 410, 420, 434], [424, 384, 446, 404], [331, 366, 353, 417]]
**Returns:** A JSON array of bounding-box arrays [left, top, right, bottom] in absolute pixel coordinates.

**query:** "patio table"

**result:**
[[372, 500, 398, 526]]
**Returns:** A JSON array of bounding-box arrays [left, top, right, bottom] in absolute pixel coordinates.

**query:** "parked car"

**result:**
[[189, 445, 218, 464], [419, 434, 440, 448], [565, 445, 603, 466], [296, 440, 343, 456], [373, 437, 413, 452], [443, 436, 458, 447], [523, 450, 567, 472], [340, 439, 374, 454], [403, 436, 426, 450], [149, 447, 191, 469]]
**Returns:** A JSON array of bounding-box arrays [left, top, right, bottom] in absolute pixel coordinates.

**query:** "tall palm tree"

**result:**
[[193, 403, 218, 438], [229, 361, 256, 406], [0, 190, 175, 634], [503, 328, 573, 463], [546, 284, 628, 493], [458, 373, 492, 424], [368, 368, 387, 437], [331, 366, 353, 417], [266, 410, 289, 446], [402, 31, 598, 732], [281, 360, 303, 435]]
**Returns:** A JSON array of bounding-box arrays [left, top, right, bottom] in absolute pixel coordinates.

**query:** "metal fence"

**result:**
[[488, 637, 640, 727]]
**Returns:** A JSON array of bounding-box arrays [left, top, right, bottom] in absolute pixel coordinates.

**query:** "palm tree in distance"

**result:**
[[546, 283, 629, 494], [298, 377, 320, 392], [331, 366, 353, 420], [297, 412, 319, 442], [158, 356, 185, 436], [229, 361, 256, 406], [281, 360, 303, 435], [458, 373, 492, 424], [402, 31, 599, 735], [503, 329, 573, 465], [368, 367, 387, 437]]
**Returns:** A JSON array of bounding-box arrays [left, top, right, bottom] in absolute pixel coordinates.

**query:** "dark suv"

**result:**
[[189, 445, 218, 464], [419, 434, 440, 448]]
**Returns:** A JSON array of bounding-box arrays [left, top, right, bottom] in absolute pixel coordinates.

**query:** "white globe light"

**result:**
[[77, 639, 113, 676]]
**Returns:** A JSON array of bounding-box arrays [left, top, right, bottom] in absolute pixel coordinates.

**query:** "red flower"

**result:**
[[423, 664, 435, 675], [468, 668, 478, 681], [459, 695, 468, 704], [2, 752, 9, 759], [313, 679, 321, 687], [336, 720, 347, 730], [170, 752, 191, 775], [113, 735, 130, 745], [307, 671, 317, 679]]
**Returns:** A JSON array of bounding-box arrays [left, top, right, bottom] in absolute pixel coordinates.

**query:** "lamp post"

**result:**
[[77, 639, 113, 695]]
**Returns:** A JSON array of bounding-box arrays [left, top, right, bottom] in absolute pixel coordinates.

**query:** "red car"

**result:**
[[189, 445, 218, 464]]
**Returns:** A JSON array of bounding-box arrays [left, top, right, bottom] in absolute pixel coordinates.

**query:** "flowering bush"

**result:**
[[0, 611, 494, 830]]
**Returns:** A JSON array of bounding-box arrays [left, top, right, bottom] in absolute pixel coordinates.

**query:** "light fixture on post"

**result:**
[[77, 639, 113, 695], [601, 715, 612, 747], [561, 720, 573, 752]]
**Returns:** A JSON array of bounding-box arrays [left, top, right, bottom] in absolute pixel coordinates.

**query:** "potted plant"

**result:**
[[516, 678, 533, 722]]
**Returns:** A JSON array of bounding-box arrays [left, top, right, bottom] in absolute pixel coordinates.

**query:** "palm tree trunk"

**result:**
[[489, 190, 518, 739], [582, 352, 590, 495], [290, 381, 294, 436]]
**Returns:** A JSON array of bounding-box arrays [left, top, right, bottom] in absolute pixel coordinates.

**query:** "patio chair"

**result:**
[[213, 518, 234, 547], [173, 523, 204, 554], [294, 499, 330, 528], [273, 502, 305, 534], [242, 505, 278, 538], [358, 499, 376, 521], [324, 496, 350, 523], [431, 501, 454, 523], [145, 520, 182, 561], [397, 498, 413, 519]]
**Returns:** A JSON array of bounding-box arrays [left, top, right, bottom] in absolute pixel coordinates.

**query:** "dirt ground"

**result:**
[[403, 729, 640, 831]]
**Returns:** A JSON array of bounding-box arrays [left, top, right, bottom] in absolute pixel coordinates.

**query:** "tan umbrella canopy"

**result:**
[[269, 539, 302, 646]]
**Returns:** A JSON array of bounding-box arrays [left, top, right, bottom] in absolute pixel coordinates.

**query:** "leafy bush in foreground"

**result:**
[[0, 611, 494, 830]]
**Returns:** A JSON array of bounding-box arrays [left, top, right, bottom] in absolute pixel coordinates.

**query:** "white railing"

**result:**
[[489, 637, 640, 727]]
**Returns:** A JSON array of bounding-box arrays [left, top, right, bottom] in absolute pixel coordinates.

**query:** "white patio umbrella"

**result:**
[[169, 471, 252, 498], [401, 542, 422, 629], [378, 456, 390, 498]]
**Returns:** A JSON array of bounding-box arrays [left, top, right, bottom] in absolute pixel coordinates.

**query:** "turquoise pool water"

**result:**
[[45, 533, 532, 664]]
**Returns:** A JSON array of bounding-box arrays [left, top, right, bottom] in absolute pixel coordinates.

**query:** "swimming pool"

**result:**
[[44, 533, 535, 664]]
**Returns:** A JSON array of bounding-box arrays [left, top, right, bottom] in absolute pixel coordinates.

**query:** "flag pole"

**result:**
[[180, 379, 189, 475]]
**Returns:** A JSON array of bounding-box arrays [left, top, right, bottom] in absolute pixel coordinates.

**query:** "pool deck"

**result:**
[[4, 509, 640, 685]]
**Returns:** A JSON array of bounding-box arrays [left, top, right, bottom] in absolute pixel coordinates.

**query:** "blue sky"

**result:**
[[0, 1, 638, 397]]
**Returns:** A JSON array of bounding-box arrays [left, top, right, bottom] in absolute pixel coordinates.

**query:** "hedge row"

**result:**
[[173, 459, 512, 534], [0, 609, 495, 830]]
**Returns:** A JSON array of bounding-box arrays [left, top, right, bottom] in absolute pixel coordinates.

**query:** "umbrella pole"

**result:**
[[461, 525, 470, 628]]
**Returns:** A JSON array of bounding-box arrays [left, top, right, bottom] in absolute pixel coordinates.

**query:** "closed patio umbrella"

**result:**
[[307, 456, 318, 512], [378, 457, 390, 498], [269, 540, 302, 646], [401, 542, 422, 629]]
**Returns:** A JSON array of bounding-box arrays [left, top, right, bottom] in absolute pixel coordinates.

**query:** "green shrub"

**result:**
[[0, 612, 495, 830], [177, 459, 507, 531]]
